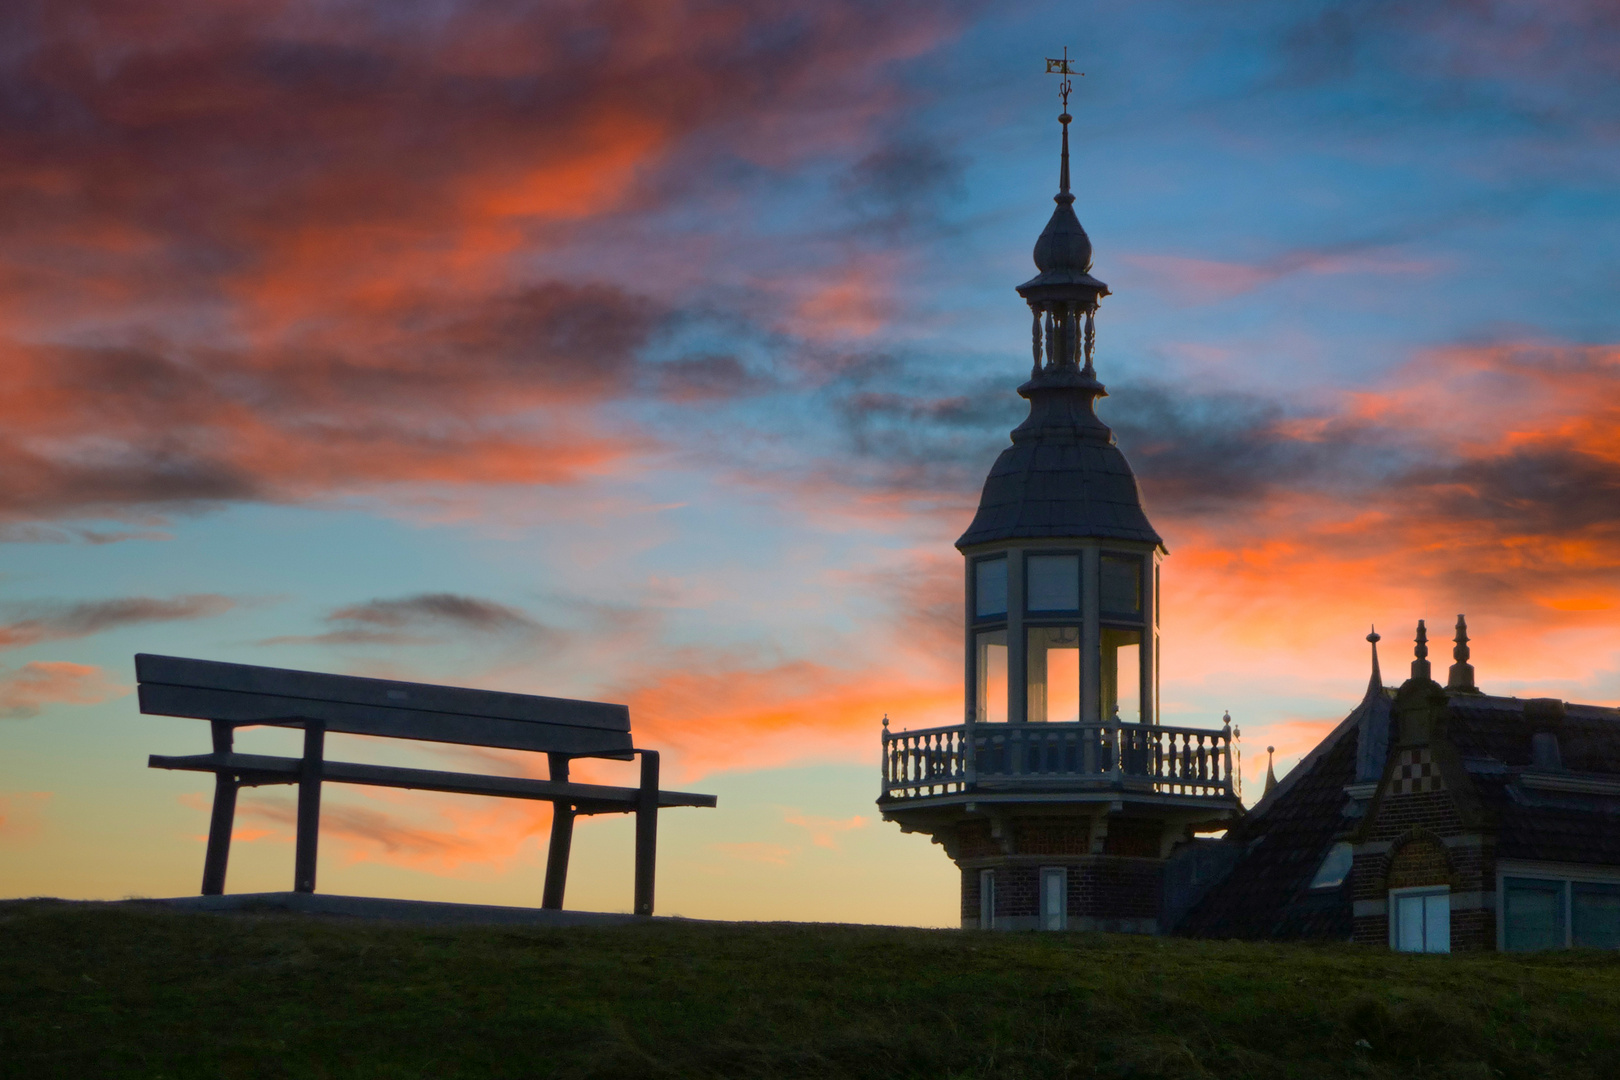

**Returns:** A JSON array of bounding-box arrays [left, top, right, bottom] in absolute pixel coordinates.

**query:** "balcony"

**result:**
[[880, 720, 1235, 804]]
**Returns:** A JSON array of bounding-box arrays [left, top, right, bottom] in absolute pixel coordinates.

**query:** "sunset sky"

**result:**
[[3, 1, 1618, 926]]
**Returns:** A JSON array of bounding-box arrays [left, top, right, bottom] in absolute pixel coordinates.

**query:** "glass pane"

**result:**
[[1042, 870, 1065, 930], [1100, 627, 1142, 722], [1573, 883, 1620, 949], [1027, 626, 1080, 723], [1504, 879, 1565, 951], [975, 557, 1007, 618], [1309, 842, 1354, 889], [975, 630, 1008, 723], [1027, 555, 1080, 612], [980, 869, 995, 929], [1101, 555, 1142, 617], [1424, 893, 1450, 953], [1396, 894, 1425, 952]]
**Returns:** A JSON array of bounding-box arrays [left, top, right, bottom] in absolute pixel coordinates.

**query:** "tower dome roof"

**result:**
[[955, 369, 1161, 550]]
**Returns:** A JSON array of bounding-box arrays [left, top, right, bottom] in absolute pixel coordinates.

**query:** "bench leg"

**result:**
[[542, 753, 573, 910], [634, 750, 658, 917], [294, 720, 325, 894], [201, 721, 238, 895]]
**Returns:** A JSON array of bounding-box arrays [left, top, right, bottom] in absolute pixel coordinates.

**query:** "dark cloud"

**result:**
[[0, 595, 235, 650], [1416, 447, 1620, 534], [648, 354, 772, 402], [1268, 0, 1620, 128], [840, 137, 968, 230], [0, 0, 972, 526], [329, 594, 542, 634], [262, 593, 550, 648]]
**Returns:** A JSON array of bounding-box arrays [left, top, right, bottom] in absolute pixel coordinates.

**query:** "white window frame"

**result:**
[[979, 869, 995, 930], [1040, 866, 1068, 931], [1496, 860, 1620, 951], [1389, 886, 1450, 953]]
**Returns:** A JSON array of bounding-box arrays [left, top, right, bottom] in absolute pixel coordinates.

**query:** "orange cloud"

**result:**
[[230, 788, 553, 874], [0, 0, 965, 525], [0, 662, 127, 719], [783, 810, 869, 849]]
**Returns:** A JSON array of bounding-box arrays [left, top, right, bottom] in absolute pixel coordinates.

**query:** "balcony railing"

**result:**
[[880, 720, 1234, 802]]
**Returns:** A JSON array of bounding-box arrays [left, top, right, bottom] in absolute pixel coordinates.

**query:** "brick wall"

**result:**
[[1387, 835, 1450, 889], [961, 856, 1165, 924], [1073, 857, 1163, 920], [1102, 819, 1161, 858], [1015, 818, 1090, 855], [1369, 789, 1462, 842], [1351, 782, 1497, 950], [958, 820, 997, 859]]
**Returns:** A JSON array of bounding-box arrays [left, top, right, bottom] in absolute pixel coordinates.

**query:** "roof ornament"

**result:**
[[1016, 48, 1109, 386], [1044, 49, 1083, 199], [1411, 619, 1431, 683], [1366, 625, 1382, 692], [1263, 746, 1278, 797], [1447, 614, 1479, 694]]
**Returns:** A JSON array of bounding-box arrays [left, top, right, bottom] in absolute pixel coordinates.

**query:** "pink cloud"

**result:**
[[0, 662, 127, 719]]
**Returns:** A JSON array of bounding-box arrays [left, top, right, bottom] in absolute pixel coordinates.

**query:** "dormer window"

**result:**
[[1309, 842, 1353, 889]]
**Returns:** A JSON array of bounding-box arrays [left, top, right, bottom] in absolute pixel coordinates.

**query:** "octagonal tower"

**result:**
[[878, 96, 1240, 933]]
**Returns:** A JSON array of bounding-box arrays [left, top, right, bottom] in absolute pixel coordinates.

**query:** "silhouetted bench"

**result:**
[[135, 654, 715, 915]]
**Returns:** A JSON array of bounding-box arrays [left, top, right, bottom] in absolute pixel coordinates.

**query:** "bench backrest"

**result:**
[[135, 654, 635, 757]]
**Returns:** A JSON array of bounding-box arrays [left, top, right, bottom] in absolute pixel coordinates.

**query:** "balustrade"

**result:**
[[880, 720, 1233, 802]]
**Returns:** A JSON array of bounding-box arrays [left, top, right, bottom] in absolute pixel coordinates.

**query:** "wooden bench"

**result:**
[[135, 653, 715, 916]]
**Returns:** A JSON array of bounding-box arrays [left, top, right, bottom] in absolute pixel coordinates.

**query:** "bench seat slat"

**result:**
[[138, 684, 635, 757], [148, 752, 718, 811], [135, 653, 630, 733]]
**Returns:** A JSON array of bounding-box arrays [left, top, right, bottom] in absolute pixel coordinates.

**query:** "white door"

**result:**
[[1041, 867, 1067, 931]]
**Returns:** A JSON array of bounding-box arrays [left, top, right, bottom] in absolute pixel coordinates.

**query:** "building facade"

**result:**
[[1177, 620, 1620, 952], [877, 97, 1239, 933]]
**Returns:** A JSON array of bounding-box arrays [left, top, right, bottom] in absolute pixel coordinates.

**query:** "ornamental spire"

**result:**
[[1045, 48, 1081, 199], [1447, 614, 1479, 694], [1366, 625, 1382, 695], [1411, 619, 1431, 683]]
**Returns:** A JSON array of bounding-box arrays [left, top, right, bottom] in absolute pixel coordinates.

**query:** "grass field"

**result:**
[[3, 900, 1619, 1079]]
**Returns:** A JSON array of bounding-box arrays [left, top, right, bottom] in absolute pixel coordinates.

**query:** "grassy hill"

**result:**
[[3, 900, 1619, 1079]]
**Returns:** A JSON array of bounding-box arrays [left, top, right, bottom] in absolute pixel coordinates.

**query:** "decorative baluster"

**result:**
[[1083, 309, 1096, 373], [1030, 306, 1043, 378], [1221, 711, 1234, 795]]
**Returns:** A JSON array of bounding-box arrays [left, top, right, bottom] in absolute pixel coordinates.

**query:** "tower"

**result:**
[[878, 81, 1241, 932]]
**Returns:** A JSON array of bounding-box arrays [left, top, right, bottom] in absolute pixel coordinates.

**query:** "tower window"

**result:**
[[1027, 626, 1081, 723], [979, 869, 996, 930], [1100, 627, 1142, 722], [1027, 554, 1080, 612], [974, 557, 1008, 619], [1100, 554, 1142, 618], [975, 629, 1008, 723]]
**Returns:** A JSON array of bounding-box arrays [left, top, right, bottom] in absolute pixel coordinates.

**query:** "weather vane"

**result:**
[[1045, 47, 1083, 113]]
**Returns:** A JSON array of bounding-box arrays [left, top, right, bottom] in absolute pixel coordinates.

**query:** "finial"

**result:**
[[1366, 624, 1382, 694], [1264, 746, 1278, 796], [1044, 48, 1083, 201], [1222, 709, 1232, 731], [881, 714, 889, 728], [1411, 619, 1431, 682], [1447, 614, 1478, 694]]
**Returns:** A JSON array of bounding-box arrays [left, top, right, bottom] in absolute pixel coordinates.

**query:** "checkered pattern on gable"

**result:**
[[1391, 747, 1443, 795]]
